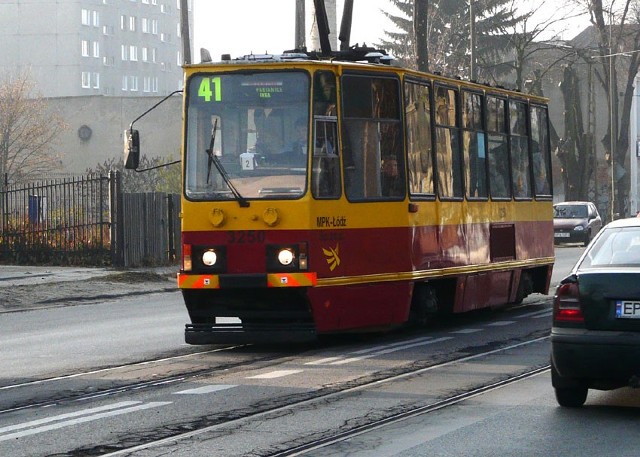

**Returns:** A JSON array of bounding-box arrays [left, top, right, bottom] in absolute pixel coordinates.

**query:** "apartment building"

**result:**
[[0, 0, 192, 97]]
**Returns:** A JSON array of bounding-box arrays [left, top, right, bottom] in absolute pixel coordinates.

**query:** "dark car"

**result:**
[[551, 217, 640, 407], [553, 201, 602, 246]]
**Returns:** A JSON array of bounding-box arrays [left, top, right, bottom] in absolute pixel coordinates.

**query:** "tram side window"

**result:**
[[510, 100, 532, 199], [434, 86, 463, 199], [462, 91, 487, 199], [531, 105, 552, 196], [405, 80, 434, 196], [312, 71, 341, 199], [341, 75, 404, 201], [486, 95, 511, 199]]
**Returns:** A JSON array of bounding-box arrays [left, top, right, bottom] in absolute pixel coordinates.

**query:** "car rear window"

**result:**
[[554, 205, 587, 218], [579, 227, 640, 268]]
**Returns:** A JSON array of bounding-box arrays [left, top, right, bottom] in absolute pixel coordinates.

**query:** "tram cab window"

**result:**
[[434, 86, 463, 199], [405, 80, 434, 196], [462, 91, 488, 199], [486, 95, 511, 199], [531, 105, 552, 196], [509, 100, 532, 199], [341, 74, 404, 201], [184, 71, 310, 201]]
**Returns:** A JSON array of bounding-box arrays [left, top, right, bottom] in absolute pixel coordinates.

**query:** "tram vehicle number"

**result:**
[[227, 231, 265, 244]]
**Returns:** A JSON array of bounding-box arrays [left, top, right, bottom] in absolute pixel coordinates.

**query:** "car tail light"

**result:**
[[183, 243, 192, 272], [553, 282, 585, 323]]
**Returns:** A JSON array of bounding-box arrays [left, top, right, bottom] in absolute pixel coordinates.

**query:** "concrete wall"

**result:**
[[47, 95, 182, 174]]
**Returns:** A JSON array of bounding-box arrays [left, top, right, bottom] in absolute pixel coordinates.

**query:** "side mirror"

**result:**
[[124, 129, 140, 169]]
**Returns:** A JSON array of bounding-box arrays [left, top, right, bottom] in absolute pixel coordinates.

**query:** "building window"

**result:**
[[93, 73, 100, 89], [151, 19, 158, 34], [81, 40, 89, 57], [152, 77, 158, 93], [130, 76, 139, 92], [177, 51, 182, 66], [121, 45, 128, 60], [141, 47, 148, 62], [122, 75, 128, 91], [81, 9, 90, 25], [92, 42, 100, 58], [143, 76, 151, 92], [82, 72, 91, 88], [120, 15, 126, 30], [92, 11, 100, 27], [142, 18, 149, 33], [176, 22, 181, 38], [151, 47, 157, 62], [129, 46, 138, 61], [103, 56, 115, 66], [129, 16, 136, 32]]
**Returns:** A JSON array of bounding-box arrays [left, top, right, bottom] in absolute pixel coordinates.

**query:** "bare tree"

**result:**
[[0, 70, 66, 186], [571, 0, 640, 218]]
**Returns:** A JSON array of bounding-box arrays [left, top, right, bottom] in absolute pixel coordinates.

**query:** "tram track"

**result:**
[[0, 343, 286, 415], [93, 335, 550, 457]]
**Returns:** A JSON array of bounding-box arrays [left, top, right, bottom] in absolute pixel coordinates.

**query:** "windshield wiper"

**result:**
[[205, 119, 250, 208]]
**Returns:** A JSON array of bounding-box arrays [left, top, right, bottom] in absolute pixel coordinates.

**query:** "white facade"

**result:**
[[0, 0, 193, 98]]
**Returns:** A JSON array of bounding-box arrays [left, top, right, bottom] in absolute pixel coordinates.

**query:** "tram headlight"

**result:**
[[277, 248, 295, 266], [202, 249, 218, 266], [267, 243, 307, 272]]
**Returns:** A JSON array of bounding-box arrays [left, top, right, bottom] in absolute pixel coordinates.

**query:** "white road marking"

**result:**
[[174, 384, 237, 395], [247, 369, 303, 379], [485, 321, 515, 326], [330, 337, 453, 365], [305, 357, 343, 365], [449, 328, 483, 334], [0, 401, 171, 442]]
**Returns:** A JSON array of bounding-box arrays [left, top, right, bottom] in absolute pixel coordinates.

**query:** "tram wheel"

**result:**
[[408, 285, 438, 327]]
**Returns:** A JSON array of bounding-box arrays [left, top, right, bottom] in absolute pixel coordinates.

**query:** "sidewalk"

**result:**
[[0, 265, 179, 313]]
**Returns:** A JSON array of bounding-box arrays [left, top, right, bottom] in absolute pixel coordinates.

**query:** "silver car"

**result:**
[[553, 201, 602, 246]]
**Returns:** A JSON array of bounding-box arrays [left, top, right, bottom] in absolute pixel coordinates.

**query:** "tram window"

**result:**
[[312, 118, 341, 198], [434, 86, 463, 199], [405, 81, 434, 196], [342, 75, 404, 200], [462, 91, 487, 199], [509, 101, 531, 199], [531, 105, 552, 196], [486, 95, 511, 199], [314, 71, 337, 116]]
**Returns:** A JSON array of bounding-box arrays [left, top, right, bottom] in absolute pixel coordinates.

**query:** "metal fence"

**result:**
[[0, 172, 180, 267]]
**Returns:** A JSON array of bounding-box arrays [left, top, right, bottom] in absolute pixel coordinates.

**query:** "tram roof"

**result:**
[[185, 49, 548, 104]]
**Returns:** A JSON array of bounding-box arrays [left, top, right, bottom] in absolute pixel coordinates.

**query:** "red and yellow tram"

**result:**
[[163, 50, 554, 344], [126, 12, 554, 343]]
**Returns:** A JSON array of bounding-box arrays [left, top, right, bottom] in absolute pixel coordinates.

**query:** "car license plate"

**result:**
[[555, 233, 570, 238], [616, 300, 640, 318]]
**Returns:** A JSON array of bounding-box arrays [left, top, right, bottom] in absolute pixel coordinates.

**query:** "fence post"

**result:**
[[109, 170, 124, 267]]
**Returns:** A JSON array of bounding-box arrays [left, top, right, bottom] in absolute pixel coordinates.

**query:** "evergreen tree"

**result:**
[[378, 0, 523, 81]]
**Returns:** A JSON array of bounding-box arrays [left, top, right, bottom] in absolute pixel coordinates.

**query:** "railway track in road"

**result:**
[[0, 302, 553, 456], [95, 335, 551, 457], [273, 363, 551, 457]]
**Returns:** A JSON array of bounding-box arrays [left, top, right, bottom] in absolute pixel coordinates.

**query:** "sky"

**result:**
[[192, 0, 397, 61], [192, 0, 591, 63]]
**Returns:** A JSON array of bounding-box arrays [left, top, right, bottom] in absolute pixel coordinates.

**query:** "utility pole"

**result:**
[[414, 0, 429, 72], [295, 0, 306, 50], [180, 0, 191, 65], [469, 0, 476, 81]]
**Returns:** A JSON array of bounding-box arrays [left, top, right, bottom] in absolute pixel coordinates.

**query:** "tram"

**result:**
[[126, 2, 554, 344]]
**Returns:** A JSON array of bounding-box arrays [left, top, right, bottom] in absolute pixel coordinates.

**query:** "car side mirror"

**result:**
[[124, 129, 140, 170]]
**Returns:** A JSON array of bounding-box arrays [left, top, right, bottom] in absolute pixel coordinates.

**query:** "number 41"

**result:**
[[198, 76, 221, 102]]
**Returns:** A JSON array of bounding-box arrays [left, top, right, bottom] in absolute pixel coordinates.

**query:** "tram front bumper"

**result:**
[[185, 322, 317, 344], [177, 272, 318, 289]]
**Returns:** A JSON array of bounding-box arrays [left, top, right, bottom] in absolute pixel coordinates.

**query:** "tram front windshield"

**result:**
[[185, 71, 310, 201]]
